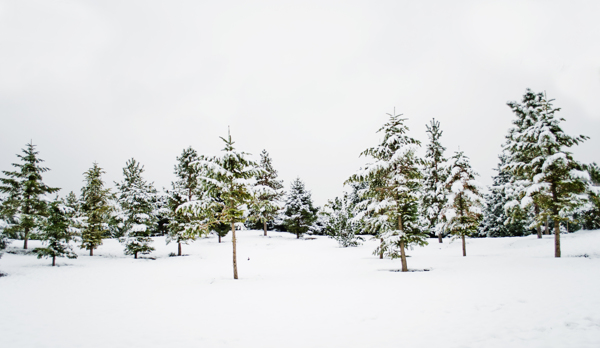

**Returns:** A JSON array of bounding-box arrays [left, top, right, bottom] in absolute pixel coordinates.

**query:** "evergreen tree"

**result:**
[[80, 163, 112, 256], [479, 155, 530, 237], [34, 198, 79, 266], [249, 150, 284, 236], [503, 90, 551, 238], [441, 151, 485, 256], [420, 118, 449, 243], [579, 163, 600, 229], [180, 130, 258, 279], [166, 147, 204, 255], [115, 159, 157, 259], [322, 193, 364, 247], [0, 142, 60, 249], [504, 90, 589, 257], [282, 178, 318, 239], [347, 111, 427, 272]]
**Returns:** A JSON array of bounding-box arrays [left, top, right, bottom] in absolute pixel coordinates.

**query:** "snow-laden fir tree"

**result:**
[[249, 150, 284, 236], [180, 130, 258, 279], [441, 151, 485, 256], [479, 155, 530, 237], [503, 90, 552, 239], [34, 198, 80, 266], [579, 163, 600, 229], [0, 142, 60, 249], [166, 147, 205, 255], [503, 90, 589, 257], [282, 178, 318, 239], [80, 163, 112, 256], [115, 159, 157, 259], [322, 193, 364, 247], [347, 111, 427, 272], [420, 118, 449, 243]]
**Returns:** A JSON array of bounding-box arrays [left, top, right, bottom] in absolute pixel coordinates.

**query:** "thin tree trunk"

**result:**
[[218, 234, 222, 243], [263, 221, 267, 236], [23, 227, 29, 249], [545, 217, 549, 235], [554, 219, 561, 258], [379, 238, 384, 259], [399, 215, 408, 272], [296, 233, 300, 239], [231, 222, 238, 280], [135, 251, 138, 259], [438, 233, 443, 243], [462, 235, 466, 257], [178, 242, 182, 256], [400, 240, 408, 272], [52, 256, 56, 267], [551, 184, 560, 258], [90, 248, 93, 256], [535, 204, 542, 239]]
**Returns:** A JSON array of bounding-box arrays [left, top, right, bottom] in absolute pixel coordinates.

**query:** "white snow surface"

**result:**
[[2, 230, 600, 348]]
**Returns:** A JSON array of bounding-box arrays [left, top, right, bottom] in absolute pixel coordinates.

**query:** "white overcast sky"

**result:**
[[1, 0, 599, 205]]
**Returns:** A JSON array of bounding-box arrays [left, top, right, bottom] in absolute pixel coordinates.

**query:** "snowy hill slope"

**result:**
[[1, 230, 599, 348]]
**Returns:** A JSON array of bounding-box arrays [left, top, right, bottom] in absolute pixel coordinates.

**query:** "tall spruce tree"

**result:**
[[167, 147, 204, 256], [420, 118, 449, 243], [504, 90, 589, 257], [115, 159, 157, 259], [80, 163, 112, 256], [249, 150, 284, 236], [282, 178, 318, 239], [442, 151, 485, 256], [34, 198, 79, 266], [347, 111, 427, 272], [0, 142, 60, 249], [503, 90, 550, 239], [181, 130, 257, 279]]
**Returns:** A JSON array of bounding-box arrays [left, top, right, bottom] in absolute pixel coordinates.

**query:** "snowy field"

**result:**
[[1, 230, 600, 348]]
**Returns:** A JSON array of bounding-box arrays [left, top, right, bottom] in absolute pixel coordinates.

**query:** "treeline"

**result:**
[[323, 89, 599, 271], [0, 131, 323, 277], [1, 89, 599, 275]]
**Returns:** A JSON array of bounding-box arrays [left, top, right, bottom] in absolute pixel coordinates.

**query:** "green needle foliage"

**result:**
[[0, 142, 60, 249], [80, 163, 112, 256], [347, 110, 427, 272], [34, 199, 79, 266]]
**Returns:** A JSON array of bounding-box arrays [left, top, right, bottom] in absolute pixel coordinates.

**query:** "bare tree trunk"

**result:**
[[545, 217, 549, 235], [135, 251, 138, 259], [296, 233, 300, 239], [554, 219, 561, 258], [52, 256, 56, 267], [90, 248, 93, 256], [399, 240, 408, 272], [462, 235, 466, 257], [23, 227, 29, 249], [178, 242, 182, 256], [231, 222, 238, 279], [438, 233, 443, 243], [535, 204, 542, 239], [218, 234, 222, 243], [263, 221, 267, 236], [398, 215, 408, 272], [379, 238, 384, 259]]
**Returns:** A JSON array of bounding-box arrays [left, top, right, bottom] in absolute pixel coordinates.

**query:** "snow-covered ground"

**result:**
[[1, 230, 600, 348]]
